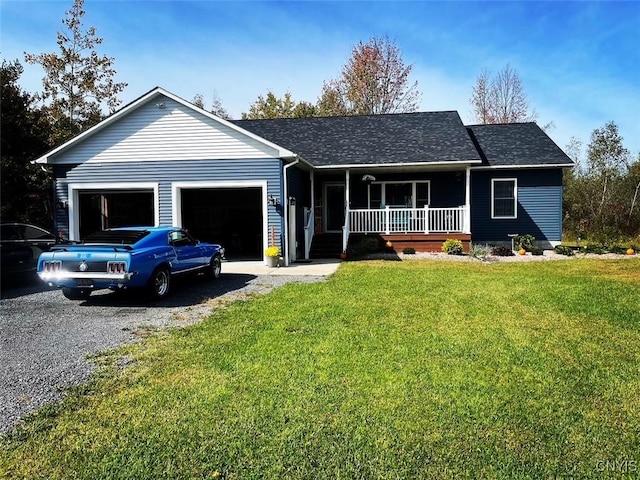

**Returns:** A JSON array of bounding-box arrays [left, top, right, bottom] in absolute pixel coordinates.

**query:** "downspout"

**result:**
[[283, 156, 300, 267]]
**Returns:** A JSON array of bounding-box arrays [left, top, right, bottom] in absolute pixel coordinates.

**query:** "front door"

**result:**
[[324, 183, 345, 232]]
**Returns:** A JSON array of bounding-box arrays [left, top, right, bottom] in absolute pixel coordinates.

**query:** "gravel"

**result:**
[[0, 272, 325, 436]]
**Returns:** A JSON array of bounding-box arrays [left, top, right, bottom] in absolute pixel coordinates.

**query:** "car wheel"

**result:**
[[62, 287, 92, 300], [205, 255, 222, 280], [148, 267, 171, 299]]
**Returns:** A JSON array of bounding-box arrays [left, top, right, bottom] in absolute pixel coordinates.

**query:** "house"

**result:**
[[35, 87, 573, 265]]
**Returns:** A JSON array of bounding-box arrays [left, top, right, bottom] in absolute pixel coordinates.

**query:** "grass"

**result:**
[[2, 259, 639, 479]]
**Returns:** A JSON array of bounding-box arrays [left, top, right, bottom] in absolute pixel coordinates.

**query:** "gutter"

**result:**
[[282, 156, 300, 267]]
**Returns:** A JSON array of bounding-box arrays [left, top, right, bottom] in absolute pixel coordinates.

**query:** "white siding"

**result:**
[[51, 96, 281, 164]]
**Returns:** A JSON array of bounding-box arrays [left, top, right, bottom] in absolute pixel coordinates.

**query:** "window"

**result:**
[[492, 178, 517, 219], [368, 181, 430, 208]]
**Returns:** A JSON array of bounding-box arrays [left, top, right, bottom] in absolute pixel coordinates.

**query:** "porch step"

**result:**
[[310, 233, 343, 259]]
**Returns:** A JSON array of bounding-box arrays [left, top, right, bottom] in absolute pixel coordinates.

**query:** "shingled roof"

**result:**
[[233, 112, 482, 167], [466, 123, 574, 167]]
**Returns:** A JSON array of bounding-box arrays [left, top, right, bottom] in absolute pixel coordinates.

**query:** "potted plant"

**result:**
[[265, 246, 280, 267]]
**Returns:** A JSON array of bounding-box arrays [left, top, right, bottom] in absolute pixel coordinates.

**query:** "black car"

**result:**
[[1, 223, 57, 276]]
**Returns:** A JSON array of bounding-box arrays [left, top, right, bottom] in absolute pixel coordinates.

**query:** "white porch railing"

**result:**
[[348, 205, 468, 235], [303, 207, 314, 259]]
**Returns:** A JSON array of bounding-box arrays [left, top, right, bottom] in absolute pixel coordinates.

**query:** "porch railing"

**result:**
[[348, 206, 467, 235], [303, 207, 314, 259]]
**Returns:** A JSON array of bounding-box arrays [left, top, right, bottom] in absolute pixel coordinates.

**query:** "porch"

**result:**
[[348, 205, 468, 235], [345, 205, 470, 253], [303, 167, 473, 257]]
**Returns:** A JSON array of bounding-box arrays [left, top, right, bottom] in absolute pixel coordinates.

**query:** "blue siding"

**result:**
[[471, 169, 563, 244], [54, 159, 284, 247]]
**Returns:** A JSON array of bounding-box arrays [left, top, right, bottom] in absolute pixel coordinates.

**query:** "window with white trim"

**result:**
[[368, 181, 430, 208], [491, 178, 517, 219]]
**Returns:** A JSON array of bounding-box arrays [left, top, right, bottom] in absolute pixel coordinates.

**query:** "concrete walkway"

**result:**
[[222, 259, 341, 276]]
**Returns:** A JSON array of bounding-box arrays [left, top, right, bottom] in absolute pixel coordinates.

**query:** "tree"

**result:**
[[317, 36, 420, 116], [191, 93, 205, 109], [24, 0, 127, 145], [1, 60, 53, 227], [470, 64, 537, 124], [242, 91, 315, 119], [562, 122, 639, 242], [191, 91, 232, 119]]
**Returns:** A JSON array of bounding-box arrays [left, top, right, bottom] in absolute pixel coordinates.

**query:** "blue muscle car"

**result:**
[[37, 227, 224, 300]]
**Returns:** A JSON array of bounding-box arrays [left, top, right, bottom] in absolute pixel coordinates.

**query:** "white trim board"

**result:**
[[67, 182, 160, 241], [171, 180, 269, 261]]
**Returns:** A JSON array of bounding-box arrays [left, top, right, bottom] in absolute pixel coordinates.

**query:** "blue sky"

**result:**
[[1, 0, 639, 155]]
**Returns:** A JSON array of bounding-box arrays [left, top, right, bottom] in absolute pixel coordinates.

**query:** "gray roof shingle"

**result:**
[[466, 123, 573, 167], [233, 112, 481, 167]]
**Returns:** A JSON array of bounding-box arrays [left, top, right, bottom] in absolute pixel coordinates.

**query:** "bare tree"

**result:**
[[25, 0, 127, 144], [210, 91, 232, 120], [470, 64, 536, 124], [317, 36, 421, 116], [192, 91, 232, 119]]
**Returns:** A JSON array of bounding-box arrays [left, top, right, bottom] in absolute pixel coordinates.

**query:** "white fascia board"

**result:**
[[35, 86, 296, 164], [471, 163, 575, 170], [314, 160, 483, 170]]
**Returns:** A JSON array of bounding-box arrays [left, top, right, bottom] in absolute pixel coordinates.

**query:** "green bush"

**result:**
[[514, 234, 536, 252], [608, 245, 627, 255], [442, 239, 464, 255], [530, 247, 544, 256], [554, 245, 575, 256], [402, 247, 416, 255], [491, 245, 514, 257], [584, 244, 606, 255]]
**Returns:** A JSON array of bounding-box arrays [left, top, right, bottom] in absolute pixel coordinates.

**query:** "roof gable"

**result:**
[[35, 87, 294, 164], [233, 112, 482, 167], [466, 123, 574, 168]]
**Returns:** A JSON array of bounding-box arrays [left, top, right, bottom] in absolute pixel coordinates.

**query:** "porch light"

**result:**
[[361, 174, 376, 182]]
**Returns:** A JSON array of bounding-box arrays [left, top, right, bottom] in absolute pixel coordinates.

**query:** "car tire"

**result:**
[[148, 267, 171, 299], [62, 287, 92, 300], [204, 255, 222, 280]]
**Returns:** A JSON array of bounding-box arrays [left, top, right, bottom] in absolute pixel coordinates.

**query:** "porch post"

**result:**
[[342, 169, 350, 252], [464, 166, 471, 234]]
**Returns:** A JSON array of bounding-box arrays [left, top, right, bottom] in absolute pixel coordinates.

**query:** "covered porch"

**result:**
[[304, 166, 473, 257]]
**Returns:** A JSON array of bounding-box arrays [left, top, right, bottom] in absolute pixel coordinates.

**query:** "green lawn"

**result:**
[[2, 259, 639, 479]]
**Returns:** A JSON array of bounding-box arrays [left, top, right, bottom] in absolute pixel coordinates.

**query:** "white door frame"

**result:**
[[171, 180, 268, 259], [67, 182, 159, 241]]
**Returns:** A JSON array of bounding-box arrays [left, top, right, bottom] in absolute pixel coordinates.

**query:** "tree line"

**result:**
[[2, 0, 638, 242]]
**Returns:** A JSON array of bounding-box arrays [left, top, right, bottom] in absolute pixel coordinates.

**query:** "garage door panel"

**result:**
[[181, 188, 263, 260]]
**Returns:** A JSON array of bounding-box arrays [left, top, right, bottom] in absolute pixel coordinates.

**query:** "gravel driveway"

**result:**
[[0, 270, 325, 435]]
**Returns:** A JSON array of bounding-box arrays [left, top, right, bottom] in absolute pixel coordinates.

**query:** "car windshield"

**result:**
[[83, 229, 150, 245]]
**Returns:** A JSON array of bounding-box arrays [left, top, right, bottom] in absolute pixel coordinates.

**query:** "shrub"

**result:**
[[514, 234, 536, 252], [348, 237, 384, 257], [442, 239, 464, 255], [491, 245, 514, 257], [359, 237, 384, 254], [530, 247, 544, 256], [402, 247, 416, 255], [608, 245, 627, 255], [469, 243, 491, 260], [584, 244, 606, 255], [554, 245, 575, 256]]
